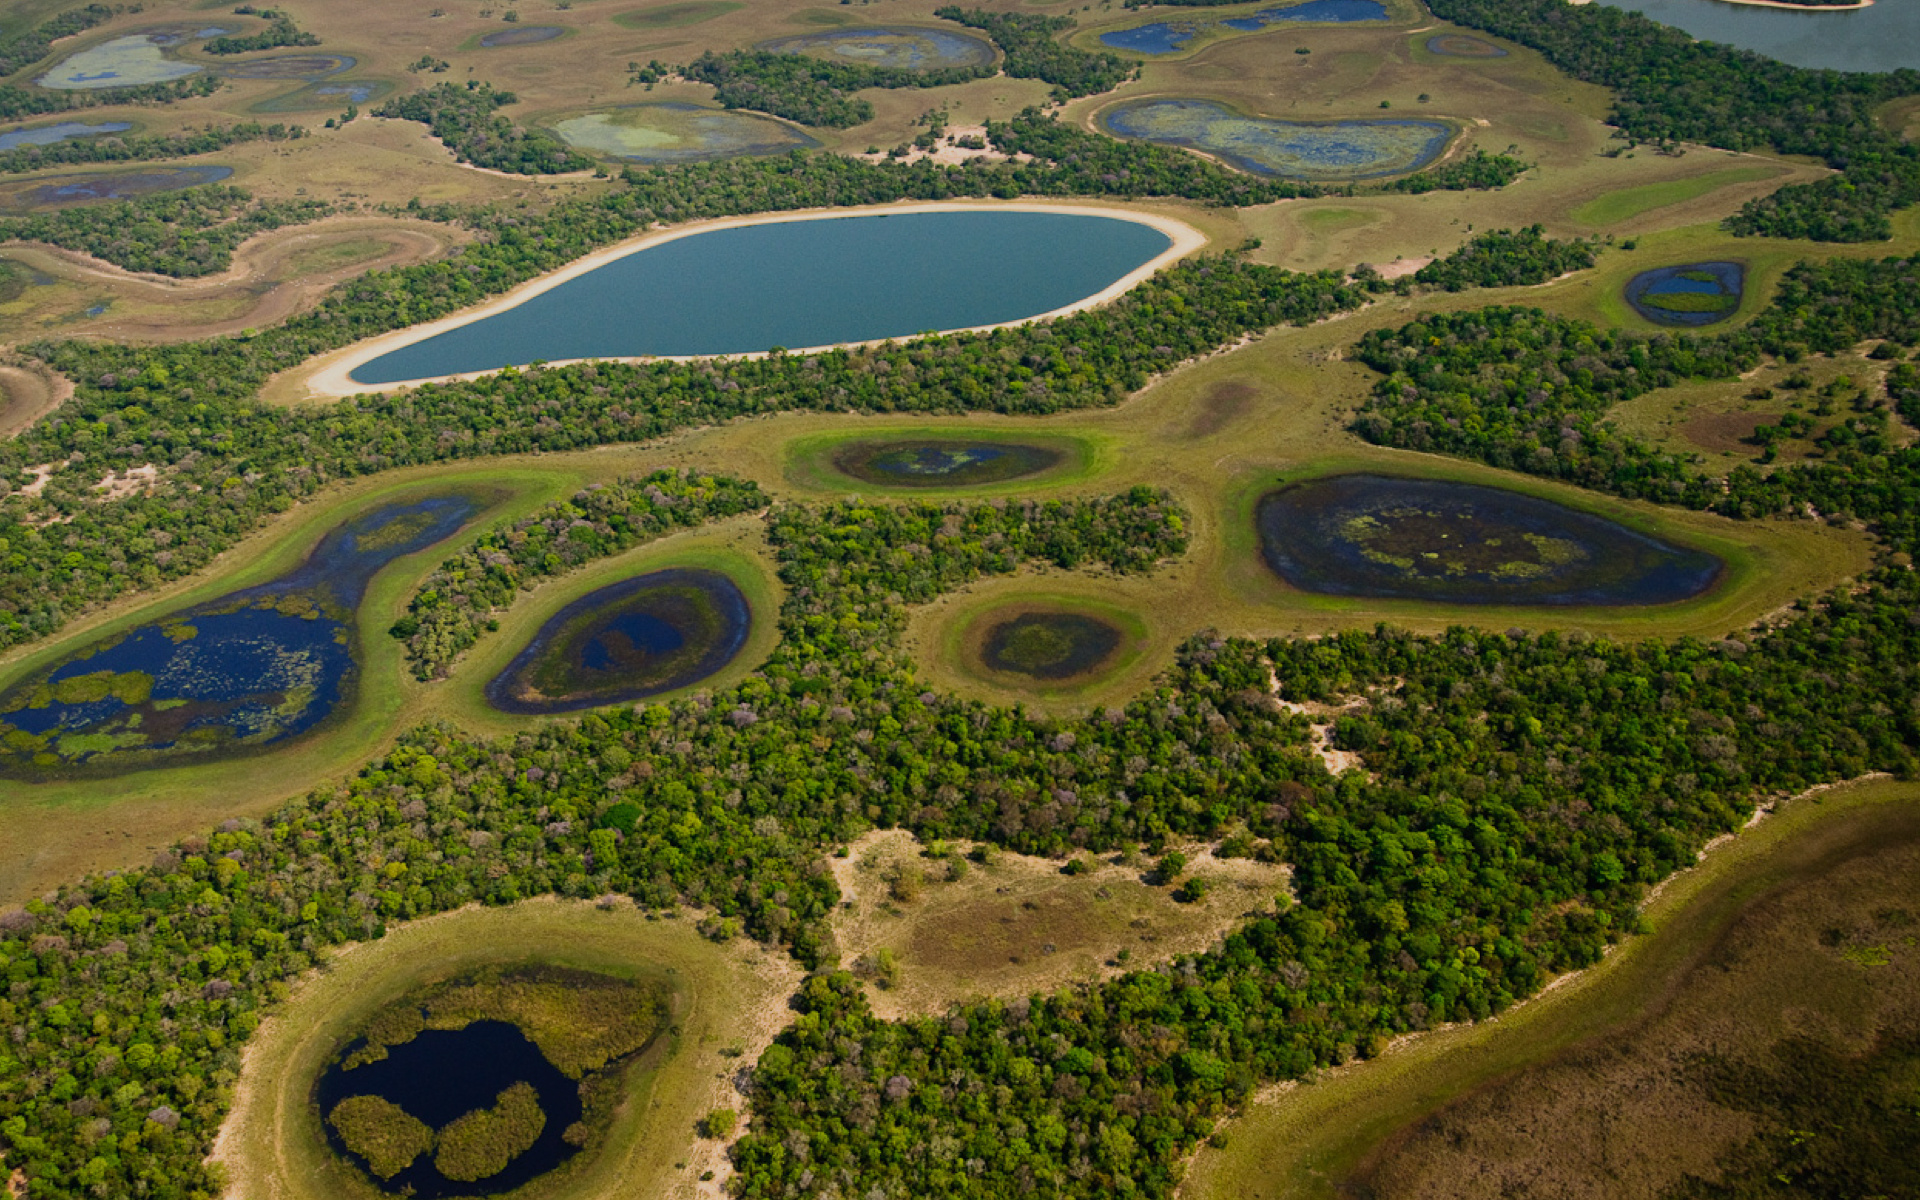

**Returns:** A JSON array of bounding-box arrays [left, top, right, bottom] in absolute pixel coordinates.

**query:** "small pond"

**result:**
[[552, 102, 817, 163], [830, 438, 1067, 488], [1594, 0, 1920, 72], [348, 209, 1172, 384], [1255, 474, 1723, 606], [1101, 98, 1450, 180], [1, 165, 232, 212], [1101, 0, 1387, 54], [758, 26, 997, 70], [318, 1021, 581, 1198], [480, 25, 567, 47], [1425, 33, 1508, 58], [219, 53, 356, 79], [253, 80, 389, 112], [36, 26, 231, 89], [0, 121, 134, 152], [0, 494, 481, 777], [1624, 261, 1744, 328], [487, 567, 751, 713], [978, 610, 1125, 681]]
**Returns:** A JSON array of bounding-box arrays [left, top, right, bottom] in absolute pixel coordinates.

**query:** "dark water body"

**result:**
[[981, 611, 1124, 681], [0, 494, 481, 777], [1625, 261, 1745, 327], [1256, 475, 1723, 606], [0, 121, 133, 151], [1102, 0, 1386, 54], [759, 26, 997, 70], [1596, 0, 1920, 72], [1101, 98, 1450, 180], [1425, 33, 1508, 57], [488, 567, 751, 714], [252, 79, 390, 112], [318, 1021, 582, 1199], [481, 25, 566, 46], [220, 53, 355, 79], [5, 165, 232, 210], [831, 439, 1066, 487], [350, 210, 1170, 384]]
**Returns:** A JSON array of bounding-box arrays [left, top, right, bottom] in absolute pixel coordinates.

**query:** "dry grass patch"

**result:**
[[827, 829, 1290, 1020]]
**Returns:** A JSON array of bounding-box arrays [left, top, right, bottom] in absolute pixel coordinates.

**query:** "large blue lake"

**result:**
[[1596, 0, 1920, 72], [348, 210, 1173, 384]]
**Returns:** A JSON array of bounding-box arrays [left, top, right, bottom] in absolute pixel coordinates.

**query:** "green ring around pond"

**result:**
[[949, 596, 1149, 695], [782, 428, 1103, 495]]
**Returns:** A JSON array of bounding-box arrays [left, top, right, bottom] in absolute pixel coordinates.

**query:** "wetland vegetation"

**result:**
[[975, 608, 1125, 681], [1624, 260, 1745, 327], [1100, 99, 1451, 181], [827, 437, 1069, 489]]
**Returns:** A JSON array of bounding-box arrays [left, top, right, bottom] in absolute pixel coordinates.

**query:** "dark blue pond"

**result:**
[[0, 494, 481, 777], [318, 1021, 582, 1199], [1256, 474, 1723, 606], [831, 438, 1066, 487], [1624, 261, 1745, 328], [1102, 0, 1387, 54], [17, 165, 232, 208], [349, 210, 1171, 384], [480, 25, 567, 46], [487, 567, 751, 714], [0, 121, 133, 151]]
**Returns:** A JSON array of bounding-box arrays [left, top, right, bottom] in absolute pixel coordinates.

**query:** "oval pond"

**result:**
[[36, 26, 230, 89], [319, 1021, 581, 1198], [1624, 261, 1744, 328], [830, 438, 1068, 488], [480, 25, 567, 46], [1255, 474, 1723, 606], [346, 210, 1175, 385], [758, 26, 996, 70], [1100, 98, 1450, 180], [1101, 0, 1387, 55], [0, 121, 134, 151], [976, 609, 1127, 682], [552, 102, 817, 163], [487, 567, 751, 714], [1425, 33, 1508, 58], [0, 494, 482, 778]]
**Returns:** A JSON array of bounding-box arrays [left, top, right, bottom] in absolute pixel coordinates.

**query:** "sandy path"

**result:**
[[3, 217, 461, 346], [294, 200, 1210, 399]]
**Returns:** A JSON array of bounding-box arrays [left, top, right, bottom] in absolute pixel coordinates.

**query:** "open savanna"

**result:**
[[1178, 774, 1920, 1200], [213, 896, 804, 1200], [828, 828, 1291, 1020], [0, 216, 462, 343]]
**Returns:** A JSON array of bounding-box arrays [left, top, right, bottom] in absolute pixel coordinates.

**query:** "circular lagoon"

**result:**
[[1255, 474, 1722, 606], [0, 121, 134, 152], [551, 102, 817, 163], [0, 494, 482, 778], [1425, 33, 1508, 58], [1100, 98, 1451, 181], [830, 438, 1069, 488], [0, 165, 232, 212], [338, 207, 1188, 388], [36, 26, 230, 89], [487, 567, 751, 714], [977, 610, 1126, 682], [1624, 261, 1745, 328], [480, 25, 567, 47], [758, 26, 996, 71], [1100, 0, 1387, 55], [252, 79, 390, 113]]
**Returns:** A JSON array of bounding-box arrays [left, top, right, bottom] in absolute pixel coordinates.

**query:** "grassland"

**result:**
[[212, 896, 804, 1200], [1179, 774, 1920, 1200]]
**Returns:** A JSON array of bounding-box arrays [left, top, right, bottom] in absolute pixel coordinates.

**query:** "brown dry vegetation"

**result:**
[[828, 829, 1290, 1019]]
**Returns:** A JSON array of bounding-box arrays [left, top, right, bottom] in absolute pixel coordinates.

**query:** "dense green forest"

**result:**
[[0, 2, 112, 77], [1404, 224, 1595, 290], [393, 471, 769, 678], [202, 10, 320, 55], [934, 8, 1137, 101], [0, 73, 219, 123], [1381, 148, 1529, 195], [0, 185, 329, 279], [0, 122, 304, 175], [373, 82, 592, 175], [1424, 0, 1920, 240]]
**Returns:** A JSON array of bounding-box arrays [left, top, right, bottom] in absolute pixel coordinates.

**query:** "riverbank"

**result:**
[[294, 200, 1209, 399]]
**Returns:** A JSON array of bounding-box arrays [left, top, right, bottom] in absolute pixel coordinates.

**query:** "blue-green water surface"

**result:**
[[350, 210, 1171, 384], [1596, 0, 1920, 72]]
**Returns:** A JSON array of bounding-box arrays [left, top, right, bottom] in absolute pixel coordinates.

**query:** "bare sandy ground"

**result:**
[[294, 200, 1210, 399]]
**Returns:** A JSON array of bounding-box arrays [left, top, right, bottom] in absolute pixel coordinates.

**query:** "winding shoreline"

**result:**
[[297, 201, 1209, 399]]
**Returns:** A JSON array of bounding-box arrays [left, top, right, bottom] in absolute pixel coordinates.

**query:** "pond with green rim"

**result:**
[[1099, 98, 1451, 181], [1255, 474, 1723, 606], [970, 608, 1131, 684], [829, 438, 1069, 489]]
